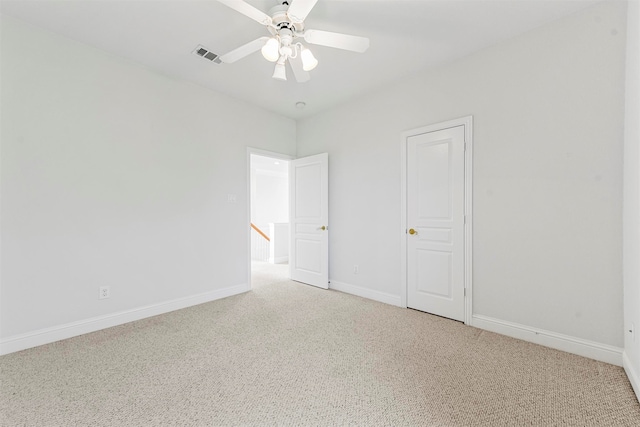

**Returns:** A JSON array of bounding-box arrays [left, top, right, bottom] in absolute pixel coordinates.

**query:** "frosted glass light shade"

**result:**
[[261, 38, 280, 62], [301, 47, 318, 71], [272, 62, 287, 81]]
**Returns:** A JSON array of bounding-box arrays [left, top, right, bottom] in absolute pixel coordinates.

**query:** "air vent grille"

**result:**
[[193, 45, 222, 64]]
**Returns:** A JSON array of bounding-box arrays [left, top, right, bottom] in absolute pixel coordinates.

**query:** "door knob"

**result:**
[[320, 225, 327, 231], [408, 228, 417, 235]]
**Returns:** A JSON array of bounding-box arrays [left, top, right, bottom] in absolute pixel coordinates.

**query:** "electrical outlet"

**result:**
[[99, 286, 110, 300], [353, 265, 359, 274]]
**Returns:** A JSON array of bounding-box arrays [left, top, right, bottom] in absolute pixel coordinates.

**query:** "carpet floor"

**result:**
[[1, 263, 639, 426]]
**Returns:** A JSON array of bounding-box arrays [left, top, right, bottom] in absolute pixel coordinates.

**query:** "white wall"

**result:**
[[623, 0, 640, 400], [0, 16, 296, 349], [297, 1, 627, 349], [0, 1, 632, 365], [269, 223, 289, 264]]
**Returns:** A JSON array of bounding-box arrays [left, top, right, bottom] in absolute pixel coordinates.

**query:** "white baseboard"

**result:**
[[623, 351, 640, 403], [471, 314, 623, 366], [0, 283, 249, 356], [269, 256, 289, 264], [329, 280, 402, 307]]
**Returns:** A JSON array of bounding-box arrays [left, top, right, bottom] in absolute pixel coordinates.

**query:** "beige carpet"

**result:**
[[1, 264, 639, 426]]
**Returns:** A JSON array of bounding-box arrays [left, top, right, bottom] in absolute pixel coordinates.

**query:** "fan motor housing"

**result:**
[[268, 4, 304, 35]]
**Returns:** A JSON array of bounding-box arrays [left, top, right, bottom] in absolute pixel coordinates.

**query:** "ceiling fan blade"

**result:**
[[219, 37, 269, 63], [216, 0, 272, 26], [304, 29, 369, 53], [289, 55, 311, 83], [287, 0, 318, 24]]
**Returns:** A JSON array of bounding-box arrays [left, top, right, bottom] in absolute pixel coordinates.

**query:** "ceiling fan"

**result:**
[[216, 0, 370, 82]]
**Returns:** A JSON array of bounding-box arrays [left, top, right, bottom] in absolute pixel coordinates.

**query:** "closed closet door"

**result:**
[[289, 153, 329, 289], [406, 125, 465, 321]]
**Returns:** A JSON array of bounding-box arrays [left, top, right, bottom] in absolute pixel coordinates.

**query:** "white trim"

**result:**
[[329, 280, 402, 307], [268, 256, 289, 264], [471, 314, 623, 366], [463, 118, 473, 323], [0, 283, 248, 356], [246, 147, 294, 290], [400, 116, 473, 324], [400, 128, 408, 308], [623, 351, 640, 403], [247, 147, 294, 161]]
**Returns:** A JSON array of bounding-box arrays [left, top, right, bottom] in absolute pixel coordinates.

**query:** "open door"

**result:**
[[289, 153, 328, 289]]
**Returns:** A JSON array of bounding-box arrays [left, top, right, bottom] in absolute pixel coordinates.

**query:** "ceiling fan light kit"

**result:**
[[261, 38, 280, 62], [273, 58, 288, 81], [216, 0, 369, 82], [301, 46, 318, 71]]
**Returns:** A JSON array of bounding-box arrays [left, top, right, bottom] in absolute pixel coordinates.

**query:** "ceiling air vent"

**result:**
[[193, 45, 222, 64]]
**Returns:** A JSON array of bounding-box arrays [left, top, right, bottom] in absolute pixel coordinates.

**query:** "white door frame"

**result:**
[[400, 116, 473, 324], [246, 147, 294, 290]]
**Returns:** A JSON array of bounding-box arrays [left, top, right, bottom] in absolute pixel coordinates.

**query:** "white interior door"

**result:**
[[406, 125, 465, 321], [289, 153, 328, 289]]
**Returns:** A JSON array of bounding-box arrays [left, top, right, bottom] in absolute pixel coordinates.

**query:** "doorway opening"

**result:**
[[248, 150, 291, 289]]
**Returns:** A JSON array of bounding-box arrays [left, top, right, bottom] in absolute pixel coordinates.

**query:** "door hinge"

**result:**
[[464, 288, 467, 296]]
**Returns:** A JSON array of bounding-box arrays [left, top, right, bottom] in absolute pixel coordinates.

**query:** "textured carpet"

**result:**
[[1, 263, 639, 426]]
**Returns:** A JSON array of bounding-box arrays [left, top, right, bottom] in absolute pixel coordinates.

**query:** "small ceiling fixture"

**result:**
[[216, 0, 369, 82], [295, 101, 306, 109]]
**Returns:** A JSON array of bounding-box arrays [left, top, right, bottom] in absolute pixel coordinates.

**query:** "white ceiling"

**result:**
[[0, 0, 600, 120]]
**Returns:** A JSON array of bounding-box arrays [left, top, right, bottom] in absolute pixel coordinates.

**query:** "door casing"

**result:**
[[400, 116, 473, 324]]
